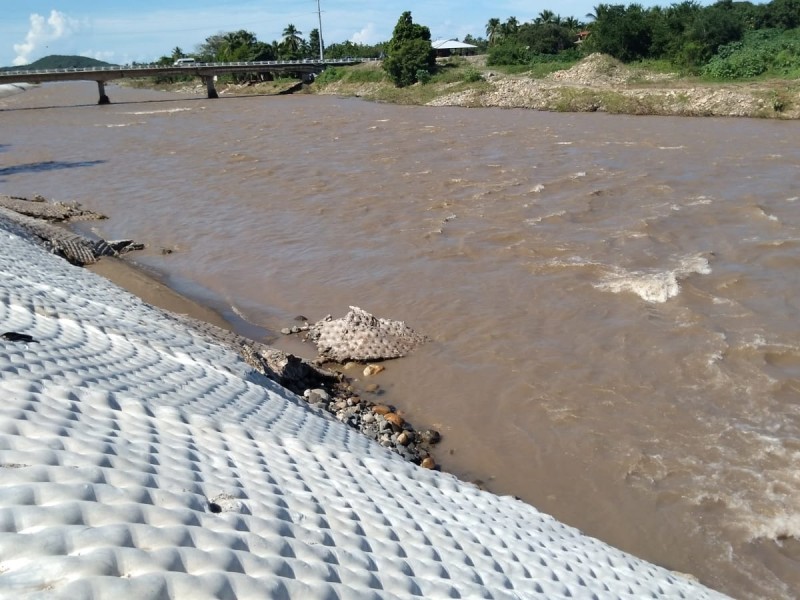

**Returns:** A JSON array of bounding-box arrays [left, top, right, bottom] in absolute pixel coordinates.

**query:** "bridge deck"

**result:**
[[0, 58, 368, 103]]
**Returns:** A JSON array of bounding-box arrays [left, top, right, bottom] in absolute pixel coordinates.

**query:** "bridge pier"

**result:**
[[203, 76, 218, 99], [96, 80, 110, 105]]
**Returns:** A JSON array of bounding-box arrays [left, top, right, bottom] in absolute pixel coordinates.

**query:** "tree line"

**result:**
[[481, 0, 800, 77], [158, 25, 385, 67], [154, 0, 800, 87]]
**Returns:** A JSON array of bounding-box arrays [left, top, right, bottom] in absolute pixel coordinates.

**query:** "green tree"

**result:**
[[683, 5, 745, 65], [220, 30, 258, 61], [486, 18, 502, 46], [308, 28, 323, 59], [502, 16, 520, 37], [582, 3, 654, 61], [518, 22, 576, 55], [382, 11, 435, 87], [760, 0, 800, 29], [536, 10, 558, 25], [282, 24, 304, 57]]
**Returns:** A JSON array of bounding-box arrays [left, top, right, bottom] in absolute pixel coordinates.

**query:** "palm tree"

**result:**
[[502, 16, 519, 36], [562, 17, 582, 33], [585, 3, 610, 22], [282, 24, 303, 55], [536, 10, 556, 25], [220, 30, 258, 62], [485, 18, 502, 46]]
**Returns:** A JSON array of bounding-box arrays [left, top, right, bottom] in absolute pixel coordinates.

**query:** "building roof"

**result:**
[[431, 39, 478, 50]]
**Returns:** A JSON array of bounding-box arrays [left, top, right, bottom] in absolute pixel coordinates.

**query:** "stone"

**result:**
[[364, 383, 380, 393], [281, 328, 292, 335], [304, 388, 330, 405], [372, 405, 391, 416], [420, 429, 442, 445], [396, 431, 411, 446], [384, 413, 404, 430], [421, 457, 436, 469], [363, 364, 385, 377]]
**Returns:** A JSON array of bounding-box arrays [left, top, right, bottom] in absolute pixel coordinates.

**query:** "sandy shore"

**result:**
[[87, 256, 232, 331], [0, 215, 729, 598]]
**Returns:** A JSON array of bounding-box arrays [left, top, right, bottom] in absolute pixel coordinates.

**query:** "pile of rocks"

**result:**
[[303, 385, 440, 467], [279, 307, 440, 467]]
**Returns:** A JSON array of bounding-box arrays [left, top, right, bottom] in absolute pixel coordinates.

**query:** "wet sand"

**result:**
[[87, 256, 233, 331]]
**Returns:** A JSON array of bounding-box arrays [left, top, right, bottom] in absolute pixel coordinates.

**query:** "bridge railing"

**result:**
[[1, 57, 378, 76]]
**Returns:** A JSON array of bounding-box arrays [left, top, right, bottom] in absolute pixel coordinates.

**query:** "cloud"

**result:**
[[13, 10, 82, 66], [350, 23, 381, 45]]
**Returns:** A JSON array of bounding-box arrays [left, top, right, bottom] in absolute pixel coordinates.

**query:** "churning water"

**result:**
[[3, 82, 800, 598]]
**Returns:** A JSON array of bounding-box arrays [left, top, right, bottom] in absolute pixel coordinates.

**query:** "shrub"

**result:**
[[462, 67, 483, 82], [415, 69, 431, 84], [702, 28, 800, 79]]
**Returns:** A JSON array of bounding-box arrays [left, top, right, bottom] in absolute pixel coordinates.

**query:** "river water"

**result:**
[[2, 82, 799, 599]]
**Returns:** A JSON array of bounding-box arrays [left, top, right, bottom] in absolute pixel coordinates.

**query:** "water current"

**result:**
[[2, 82, 799, 599]]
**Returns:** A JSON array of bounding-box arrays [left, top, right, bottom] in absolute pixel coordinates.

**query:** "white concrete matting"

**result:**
[[0, 222, 727, 599]]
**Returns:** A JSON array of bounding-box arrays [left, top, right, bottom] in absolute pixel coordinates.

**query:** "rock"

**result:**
[[372, 405, 391, 416], [363, 364, 385, 377], [396, 431, 411, 446], [420, 429, 442, 445], [281, 328, 292, 335], [421, 457, 436, 469], [304, 388, 330, 405], [364, 383, 380, 393], [384, 413, 404, 430], [343, 362, 360, 371]]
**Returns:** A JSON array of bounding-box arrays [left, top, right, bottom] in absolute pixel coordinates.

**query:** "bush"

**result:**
[[314, 67, 344, 85], [487, 41, 530, 66], [702, 28, 800, 79], [415, 69, 431, 84], [462, 67, 483, 82]]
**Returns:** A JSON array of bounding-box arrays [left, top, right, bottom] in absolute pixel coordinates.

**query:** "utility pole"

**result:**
[[316, 0, 324, 61]]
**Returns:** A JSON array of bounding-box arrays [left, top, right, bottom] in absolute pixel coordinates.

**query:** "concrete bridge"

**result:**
[[0, 58, 366, 104]]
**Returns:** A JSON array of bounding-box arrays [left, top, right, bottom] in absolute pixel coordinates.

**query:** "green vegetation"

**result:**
[[702, 28, 800, 79], [480, 1, 800, 79], [314, 65, 387, 85], [382, 12, 436, 87]]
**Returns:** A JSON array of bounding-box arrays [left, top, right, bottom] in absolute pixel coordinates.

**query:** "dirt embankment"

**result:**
[[323, 53, 800, 119]]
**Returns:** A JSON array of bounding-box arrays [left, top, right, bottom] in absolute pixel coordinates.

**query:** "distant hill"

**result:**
[[1, 55, 117, 71]]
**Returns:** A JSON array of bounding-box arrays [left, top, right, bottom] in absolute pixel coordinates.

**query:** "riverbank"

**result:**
[[0, 212, 727, 598], [119, 53, 799, 119], [0, 194, 445, 468], [311, 53, 800, 119]]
